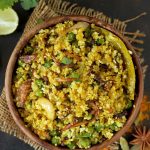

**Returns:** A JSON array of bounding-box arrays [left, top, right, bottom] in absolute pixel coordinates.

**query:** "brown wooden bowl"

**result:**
[[5, 15, 143, 150]]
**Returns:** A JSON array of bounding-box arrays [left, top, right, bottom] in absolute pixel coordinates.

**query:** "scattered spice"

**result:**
[[102, 142, 119, 150], [135, 95, 150, 125], [64, 51, 81, 61], [62, 119, 94, 131], [52, 55, 61, 66], [17, 79, 32, 107], [20, 55, 36, 63], [56, 77, 76, 82], [130, 126, 150, 150]]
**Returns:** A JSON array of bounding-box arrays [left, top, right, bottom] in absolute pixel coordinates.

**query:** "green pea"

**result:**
[[127, 100, 132, 109], [72, 40, 79, 48], [70, 72, 80, 79], [18, 60, 25, 67], [51, 136, 60, 146], [78, 138, 91, 149], [96, 38, 105, 45], [95, 122, 103, 132], [44, 60, 52, 68], [25, 46, 34, 54], [35, 89, 43, 97], [68, 32, 76, 43], [84, 27, 93, 38], [35, 79, 43, 88], [109, 122, 117, 130], [50, 130, 57, 136], [67, 143, 76, 149]]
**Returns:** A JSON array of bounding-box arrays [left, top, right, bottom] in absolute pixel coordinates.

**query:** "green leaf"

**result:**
[[94, 122, 103, 132], [20, 0, 37, 10], [120, 137, 129, 150], [0, 0, 19, 10], [61, 57, 72, 65], [37, 18, 44, 24], [70, 72, 80, 79]]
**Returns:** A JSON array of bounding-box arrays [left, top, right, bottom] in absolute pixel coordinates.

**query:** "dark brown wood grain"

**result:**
[[5, 15, 143, 150]]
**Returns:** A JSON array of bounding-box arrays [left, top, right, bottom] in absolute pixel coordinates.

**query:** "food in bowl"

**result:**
[[12, 21, 135, 149]]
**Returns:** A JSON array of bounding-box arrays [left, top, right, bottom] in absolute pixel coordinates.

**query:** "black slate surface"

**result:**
[[0, 0, 150, 149]]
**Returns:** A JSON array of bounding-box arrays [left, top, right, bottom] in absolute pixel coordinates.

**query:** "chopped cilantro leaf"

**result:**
[[61, 57, 72, 65], [96, 38, 105, 45]]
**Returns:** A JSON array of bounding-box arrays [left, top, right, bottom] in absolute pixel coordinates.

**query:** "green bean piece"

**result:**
[[68, 32, 76, 43]]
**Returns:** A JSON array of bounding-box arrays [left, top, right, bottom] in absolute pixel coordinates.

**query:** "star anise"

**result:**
[[130, 126, 150, 150]]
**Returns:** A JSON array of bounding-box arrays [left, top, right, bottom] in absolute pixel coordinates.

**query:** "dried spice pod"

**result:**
[[130, 126, 150, 150]]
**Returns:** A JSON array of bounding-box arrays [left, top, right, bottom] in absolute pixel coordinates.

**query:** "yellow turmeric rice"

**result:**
[[12, 21, 135, 149]]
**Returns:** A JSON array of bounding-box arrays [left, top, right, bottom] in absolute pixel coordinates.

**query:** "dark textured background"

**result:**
[[0, 0, 150, 149]]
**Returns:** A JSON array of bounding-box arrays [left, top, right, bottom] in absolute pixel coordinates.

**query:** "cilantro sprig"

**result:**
[[0, 0, 19, 10], [20, 0, 37, 10], [0, 0, 38, 10]]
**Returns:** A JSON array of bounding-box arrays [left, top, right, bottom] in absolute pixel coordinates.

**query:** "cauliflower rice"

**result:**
[[12, 21, 135, 149]]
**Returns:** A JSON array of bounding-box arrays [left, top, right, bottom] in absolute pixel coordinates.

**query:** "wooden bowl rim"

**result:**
[[5, 15, 143, 150]]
